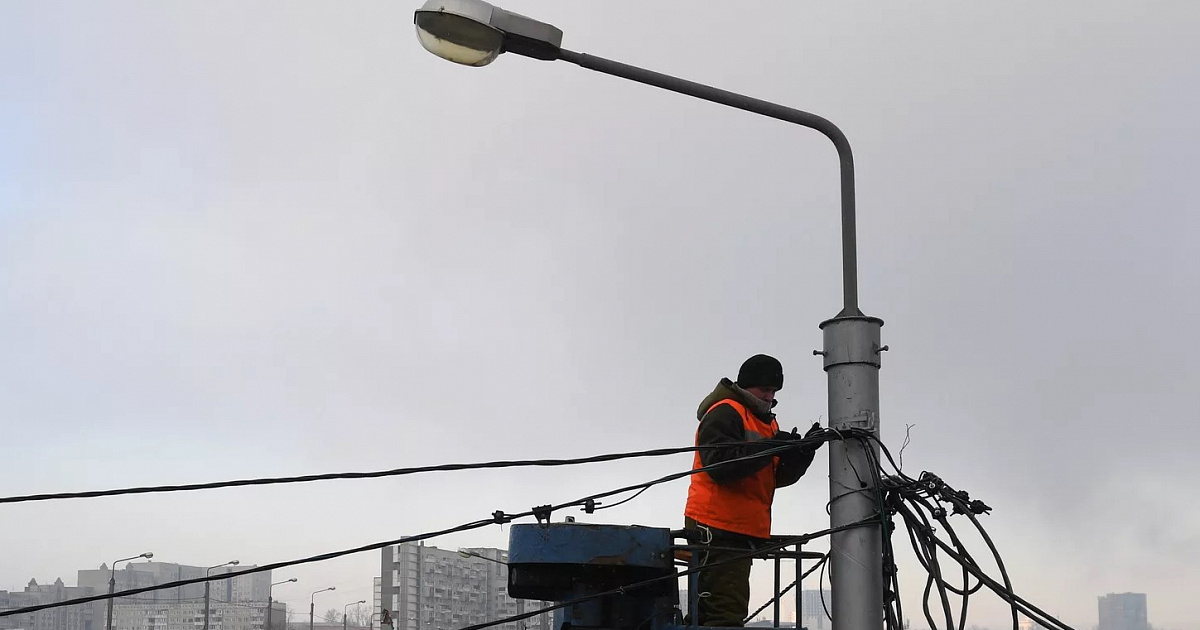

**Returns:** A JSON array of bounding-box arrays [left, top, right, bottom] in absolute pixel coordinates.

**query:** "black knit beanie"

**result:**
[[736, 354, 784, 391]]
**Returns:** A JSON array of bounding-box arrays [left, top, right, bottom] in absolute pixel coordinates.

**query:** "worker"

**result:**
[[683, 354, 823, 627]]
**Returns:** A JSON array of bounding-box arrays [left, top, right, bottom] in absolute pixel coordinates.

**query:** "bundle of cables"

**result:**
[[830, 427, 1075, 630]]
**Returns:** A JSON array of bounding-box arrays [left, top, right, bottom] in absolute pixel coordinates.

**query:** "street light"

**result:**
[[343, 601, 366, 630], [266, 578, 297, 630], [203, 561, 240, 630], [414, 4, 886, 630], [106, 552, 153, 630], [456, 549, 506, 566], [310, 587, 336, 630]]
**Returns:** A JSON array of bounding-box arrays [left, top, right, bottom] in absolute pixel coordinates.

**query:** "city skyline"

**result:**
[[0, 552, 1171, 630]]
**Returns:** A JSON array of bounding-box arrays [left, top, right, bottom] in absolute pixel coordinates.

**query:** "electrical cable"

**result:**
[[833, 425, 1070, 630], [818, 552, 831, 622], [896, 483, 985, 630], [742, 553, 827, 623], [894, 501, 1073, 630], [589, 486, 649, 512], [871, 451, 904, 630], [0, 438, 824, 618], [885, 464, 1078, 630], [0, 443, 777, 505]]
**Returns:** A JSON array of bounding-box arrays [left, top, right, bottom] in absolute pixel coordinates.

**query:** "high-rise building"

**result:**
[[799, 590, 831, 630], [378, 542, 551, 630], [1098, 593, 1148, 630]]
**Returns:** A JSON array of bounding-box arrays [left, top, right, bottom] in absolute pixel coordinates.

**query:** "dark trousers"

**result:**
[[685, 518, 762, 627]]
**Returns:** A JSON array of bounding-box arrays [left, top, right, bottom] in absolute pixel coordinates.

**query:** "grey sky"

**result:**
[[1, 1, 1197, 629]]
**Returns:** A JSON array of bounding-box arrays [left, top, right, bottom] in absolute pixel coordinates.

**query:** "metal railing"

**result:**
[[671, 533, 825, 629]]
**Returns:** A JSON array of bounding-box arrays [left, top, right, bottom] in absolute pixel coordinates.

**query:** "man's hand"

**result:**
[[775, 423, 823, 441], [800, 422, 825, 452], [773, 428, 802, 442]]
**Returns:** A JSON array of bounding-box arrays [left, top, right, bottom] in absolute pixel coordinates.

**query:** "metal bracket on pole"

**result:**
[[820, 316, 884, 371]]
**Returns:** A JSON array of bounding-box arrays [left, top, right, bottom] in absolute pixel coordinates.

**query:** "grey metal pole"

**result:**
[[204, 582, 211, 630], [795, 545, 803, 630], [554, 48, 883, 630], [267, 597, 273, 630], [773, 558, 782, 626], [106, 572, 116, 630], [309, 601, 314, 630], [822, 316, 884, 630]]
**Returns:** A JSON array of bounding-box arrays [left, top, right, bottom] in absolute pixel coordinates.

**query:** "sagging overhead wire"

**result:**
[[743, 553, 829, 624], [0, 442, 777, 506], [0, 437, 829, 618]]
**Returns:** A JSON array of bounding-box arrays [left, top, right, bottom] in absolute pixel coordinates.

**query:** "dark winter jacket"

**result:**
[[695, 378, 815, 489]]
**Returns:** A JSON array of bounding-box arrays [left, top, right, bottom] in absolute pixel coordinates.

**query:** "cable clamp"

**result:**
[[582, 498, 597, 514], [532, 504, 553, 525], [492, 510, 511, 525]]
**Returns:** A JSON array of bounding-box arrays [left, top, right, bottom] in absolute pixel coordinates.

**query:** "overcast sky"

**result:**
[[1, 2, 1198, 629]]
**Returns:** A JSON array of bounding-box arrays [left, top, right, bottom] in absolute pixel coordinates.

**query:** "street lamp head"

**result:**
[[414, 0, 563, 67], [140, 553, 154, 560], [288, 578, 298, 583], [229, 560, 240, 566]]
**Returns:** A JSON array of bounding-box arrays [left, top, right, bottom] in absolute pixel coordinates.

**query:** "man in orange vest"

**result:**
[[683, 354, 823, 627]]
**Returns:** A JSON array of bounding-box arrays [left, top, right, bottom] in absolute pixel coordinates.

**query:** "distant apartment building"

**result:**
[[0, 562, 275, 630], [75, 561, 273, 630], [0, 578, 94, 630], [77, 563, 270, 605], [378, 542, 551, 630], [110, 601, 272, 630], [1098, 593, 1148, 630], [799, 590, 831, 630]]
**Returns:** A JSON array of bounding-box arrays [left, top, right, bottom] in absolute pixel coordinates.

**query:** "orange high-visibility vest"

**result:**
[[684, 398, 780, 539]]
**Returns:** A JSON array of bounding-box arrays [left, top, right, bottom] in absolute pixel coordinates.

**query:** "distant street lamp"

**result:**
[[413, 3, 886, 630], [203, 561, 240, 630], [310, 587, 336, 630], [266, 578, 297, 630], [343, 601, 366, 630], [106, 552, 153, 630]]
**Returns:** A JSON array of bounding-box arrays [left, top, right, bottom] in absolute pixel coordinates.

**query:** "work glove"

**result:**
[[801, 422, 826, 452], [775, 423, 822, 440], [773, 423, 824, 453], [772, 428, 802, 442]]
